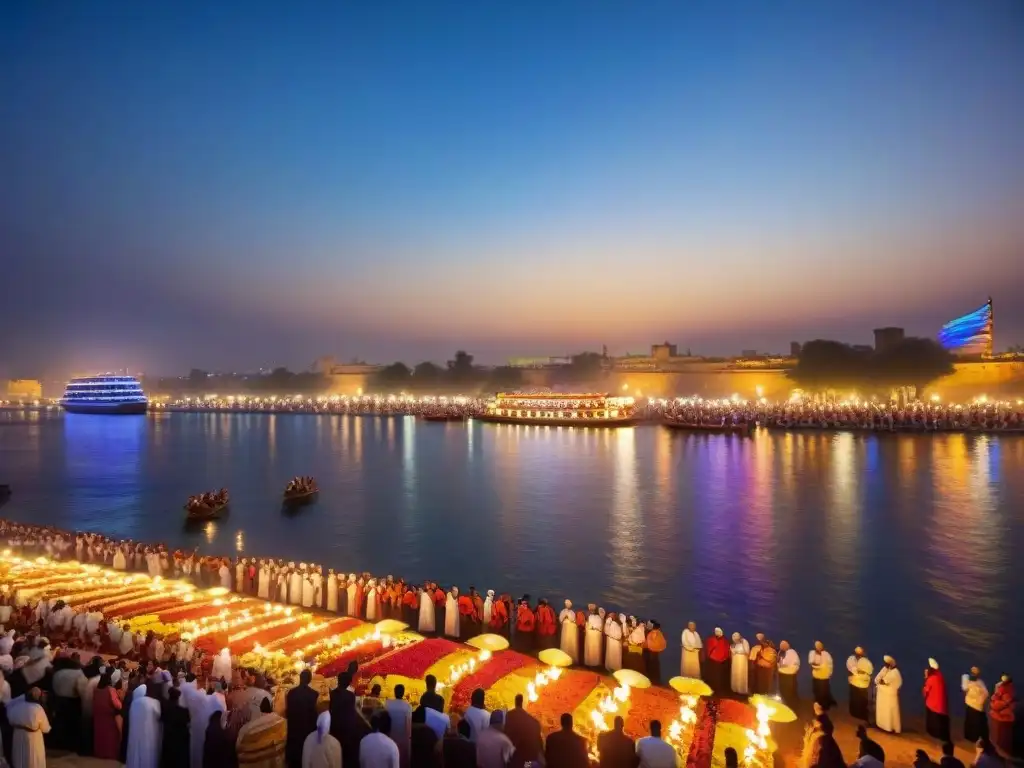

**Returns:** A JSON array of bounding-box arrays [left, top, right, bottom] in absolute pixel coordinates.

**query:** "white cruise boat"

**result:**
[[60, 375, 149, 415]]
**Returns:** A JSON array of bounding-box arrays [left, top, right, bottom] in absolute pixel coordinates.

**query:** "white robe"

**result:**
[[418, 591, 436, 633], [584, 614, 603, 667], [346, 583, 357, 617], [874, 666, 902, 733], [289, 572, 303, 605], [483, 596, 493, 626], [219, 566, 232, 589], [302, 730, 342, 768], [326, 574, 338, 612], [235, 562, 245, 590], [113, 550, 127, 570], [604, 619, 623, 671], [365, 588, 379, 621], [126, 695, 163, 768], [558, 609, 578, 663], [730, 639, 751, 694], [444, 593, 460, 638], [8, 698, 49, 768], [212, 650, 232, 682], [258, 567, 270, 600], [302, 576, 315, 608], [681, 629, 703, 678], [313, 573, 323, 606]]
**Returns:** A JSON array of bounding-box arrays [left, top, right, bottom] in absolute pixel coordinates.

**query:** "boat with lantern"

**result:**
[[478, 392, 638, 427]]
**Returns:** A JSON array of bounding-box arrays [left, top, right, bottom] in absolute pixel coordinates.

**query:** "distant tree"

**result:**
[[487, 366, 523, 391], [787, 340, 873, 390], [373, 362, 413, 389], [870, 337, 955, 391], [412, 361, 443, 387], [446, 351, 476, 384]]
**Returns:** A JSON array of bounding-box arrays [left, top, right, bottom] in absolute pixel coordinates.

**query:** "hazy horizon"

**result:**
[[3, 1, 1022, 380]]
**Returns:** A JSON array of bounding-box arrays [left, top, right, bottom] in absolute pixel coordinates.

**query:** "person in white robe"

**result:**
[[126, 685, 164, 768], [365, 579, 380, 621], [444, 587, 460, 638], [346, 575, 358, 617], [559, 600, 579, 663], [874, 655, 902, 734], [277, 569, 289, 603], [584, 606, 603, 668], [730, 632, 751, 694], [211, 648, 232, 683], [258, 560, 271, 600], [118, 624, 135, 657], [187, 688, 215, 768], [961, 666, 989, 743], [808, 640, 835, 707], [302, 710, 341, 768], [0, 630, 15, 656], [483, 590, 494, 626], [289, 565, 303, 606], [218, 561, 232, 590], [113, 547, 127, 570], [235, 559, 246, 592], [777, 640, 800, 706], [418, 587, 436, 634], [301, 567, 315, 609], [681, 621, 703, 679], [326, 570, 338, 612], [8, 689, 50, 768], [604, 613, 623, 671], [313, 567, 323, 607]]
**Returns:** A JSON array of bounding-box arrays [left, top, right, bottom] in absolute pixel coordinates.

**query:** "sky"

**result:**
[[2, 0, 1023, 378]]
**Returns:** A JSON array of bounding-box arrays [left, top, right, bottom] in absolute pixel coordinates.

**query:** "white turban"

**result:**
[[316, 711, 331, 743], [714, 627, 723, 637], [928, 658, 939, 670]]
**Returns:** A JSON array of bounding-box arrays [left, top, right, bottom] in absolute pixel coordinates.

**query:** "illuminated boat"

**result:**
[[478, 392, 638, 427], [60, 375, 148, 415]]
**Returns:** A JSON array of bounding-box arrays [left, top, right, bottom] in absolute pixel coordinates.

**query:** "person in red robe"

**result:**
[[432, 583, 446, 635], [402, 586, 417, 626], [535, 599, 558, 650], [457, 592, 477, 641], [575, 609, 587, 665], [923, 658, 950, 742], [352, 578, 365, 619], [470, 587, 485, 638], [514, 597, 536, 654], [989, 674, 1016, 756], [705, 628, 730, 695], [489, 595, 510, 638]]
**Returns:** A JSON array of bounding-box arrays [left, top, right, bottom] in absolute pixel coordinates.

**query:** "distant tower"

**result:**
[[602, 344, 608, 359]]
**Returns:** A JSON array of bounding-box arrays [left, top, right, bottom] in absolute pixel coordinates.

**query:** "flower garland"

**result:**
[[358, 637, 463, 683], [447, 651, 533, 714], [111, 596, 188, 618], [528, 669, 601, 736], [315, 640, 386, 679], [625, 686, 683, 742], [685, 698, 717, 768], [157, 600, 239, 622]]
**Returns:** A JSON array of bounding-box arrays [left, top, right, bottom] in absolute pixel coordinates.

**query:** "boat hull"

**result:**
[[62, 402, 148, 415], [185, 503, 228, 521], [283, 490, 318, 507], [477, 414, 639, 428], [662, 421, 754, 436]]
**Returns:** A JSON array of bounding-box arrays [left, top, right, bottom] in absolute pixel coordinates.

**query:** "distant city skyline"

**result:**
[[2, 1, 1023, 379]]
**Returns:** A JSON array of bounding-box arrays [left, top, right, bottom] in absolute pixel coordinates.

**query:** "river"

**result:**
[[1, 409, 1021, 703]]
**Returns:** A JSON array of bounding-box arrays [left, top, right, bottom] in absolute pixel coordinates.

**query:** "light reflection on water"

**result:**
[[1, 411, 1022, 697]]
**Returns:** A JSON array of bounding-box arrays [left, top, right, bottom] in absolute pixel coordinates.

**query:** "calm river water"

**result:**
[[1, 410, 1022, 701]]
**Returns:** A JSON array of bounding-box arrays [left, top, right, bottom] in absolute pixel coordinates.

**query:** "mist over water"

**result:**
[[2, 410, 1022, 704]]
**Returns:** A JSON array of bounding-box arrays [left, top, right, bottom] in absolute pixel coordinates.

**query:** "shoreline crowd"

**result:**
[[149, 395, 1024, 434], [0, 518, 1019, 768]]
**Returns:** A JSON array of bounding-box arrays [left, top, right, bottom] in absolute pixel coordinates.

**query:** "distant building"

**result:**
[[507, 356, 572, 368], [650, 342, 677, 361], [5, 379, 42, 400], [741, 349, 759, 358], [873, 327, 905, 352]]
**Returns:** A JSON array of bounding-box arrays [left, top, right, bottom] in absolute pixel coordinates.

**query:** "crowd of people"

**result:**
[[185, 490, 229, 515], [154, 394, 1024, 435], [0, 518, 1020, 767], [284, 477, 318, 496]]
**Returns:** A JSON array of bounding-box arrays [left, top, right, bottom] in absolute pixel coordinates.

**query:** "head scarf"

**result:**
[[316, 711, 331, 743]]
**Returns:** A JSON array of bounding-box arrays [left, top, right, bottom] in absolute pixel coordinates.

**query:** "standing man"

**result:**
[[585, 606, 604, 669], [705, 628, 730, 695], [645, 621, 667, 686], [604, 612, 623, 672], [961, 666, 989, 743], [730, 632, 750, 695], [808, 640, 835, 708], [846, 647, 873, 722], [874, 655, 903, 734], [559, 600, 579, 664], [505, 693, 543, 768], [777, 641, 800, 707], [680, 621, 702, 680], [536, 599, 558, 650], [749, 634, 776, 695], [514, 597, 536, 654], [923, 658, 950, 742]]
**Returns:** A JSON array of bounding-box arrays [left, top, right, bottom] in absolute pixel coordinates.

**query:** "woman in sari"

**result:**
[[236, 697, 286, 768], [92, 672, 123, 761]]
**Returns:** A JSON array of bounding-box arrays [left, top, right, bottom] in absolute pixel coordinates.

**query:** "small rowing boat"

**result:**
[[282, 488, 318, 508], [185, 501, 228, 521]]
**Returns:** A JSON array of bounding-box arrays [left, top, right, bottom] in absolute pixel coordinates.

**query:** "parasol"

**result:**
[[613, 669, 651, 689], [538, 648, 573, 668], [668, 676, 713, 696], [466, 633, 510, 652], [748, 694, 798, 723]]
